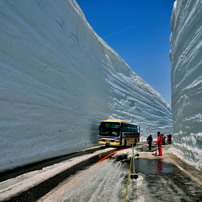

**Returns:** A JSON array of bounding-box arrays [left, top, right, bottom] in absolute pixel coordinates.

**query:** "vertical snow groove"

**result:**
[[170, 0, 202, 170], [0, 0, 172, 172]]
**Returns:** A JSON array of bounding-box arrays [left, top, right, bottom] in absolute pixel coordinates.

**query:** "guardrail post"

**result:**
[[131, 144, 138, 179]]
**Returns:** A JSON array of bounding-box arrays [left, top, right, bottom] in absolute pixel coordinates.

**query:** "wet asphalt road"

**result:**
[[131, 158, 202, 202]]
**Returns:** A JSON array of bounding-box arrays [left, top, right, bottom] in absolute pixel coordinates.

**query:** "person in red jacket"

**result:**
[[156, 132, 163, 156]]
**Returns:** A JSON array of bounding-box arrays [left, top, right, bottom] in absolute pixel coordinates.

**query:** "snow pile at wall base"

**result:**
[[170, 0, 202, 170], [0, 0, 172, 172]]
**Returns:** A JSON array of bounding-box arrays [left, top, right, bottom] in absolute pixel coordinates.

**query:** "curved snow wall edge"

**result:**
[[170, 0, 202, 170], [0, 0, 172, 172]]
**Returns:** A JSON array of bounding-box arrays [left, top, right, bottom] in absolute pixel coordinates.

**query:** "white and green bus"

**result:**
[[98, 119, 140, 147]]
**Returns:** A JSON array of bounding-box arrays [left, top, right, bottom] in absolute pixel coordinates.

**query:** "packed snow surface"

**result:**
[[170, 0, 202, 170], [0, 147, 114, 201], [0, 0, 172, 172]]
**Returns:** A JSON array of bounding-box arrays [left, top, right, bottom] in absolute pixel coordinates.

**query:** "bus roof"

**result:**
[[101, 119, 139, 126]]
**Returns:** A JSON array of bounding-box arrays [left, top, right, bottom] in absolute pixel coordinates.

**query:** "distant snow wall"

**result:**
[[170, 0, 202, 170], [0, 0, 172, 172]]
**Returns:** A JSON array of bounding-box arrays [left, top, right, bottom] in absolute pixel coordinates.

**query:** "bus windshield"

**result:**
[[99, 122, 120, 136]]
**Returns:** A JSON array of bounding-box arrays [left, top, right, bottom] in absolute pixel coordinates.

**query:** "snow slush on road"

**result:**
[[39, 144, 202, 202], [39, 158, 133, 201], [38, 153, 166, 202]]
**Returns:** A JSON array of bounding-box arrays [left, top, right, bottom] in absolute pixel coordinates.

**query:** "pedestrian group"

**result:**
[[147, 132, 172, 156]]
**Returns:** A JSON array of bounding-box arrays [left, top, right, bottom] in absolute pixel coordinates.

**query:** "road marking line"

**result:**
[[168, 155, 202, 186]]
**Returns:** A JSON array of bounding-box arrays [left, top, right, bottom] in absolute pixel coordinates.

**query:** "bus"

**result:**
[[98, 119, 140, 147]]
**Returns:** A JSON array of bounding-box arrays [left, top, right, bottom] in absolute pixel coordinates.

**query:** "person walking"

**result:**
[[166, 134, 172, 144], [147, 134, 153, 151], [156, 132, 163, 156]]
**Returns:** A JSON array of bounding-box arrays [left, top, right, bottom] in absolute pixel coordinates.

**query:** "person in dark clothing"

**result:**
[[162, 134, 165, 145], [147, 134, 153, 151], [167, 134, 172, 144]]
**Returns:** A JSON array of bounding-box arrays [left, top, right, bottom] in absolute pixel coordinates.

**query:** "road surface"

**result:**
[[38, 144, 202, 202]]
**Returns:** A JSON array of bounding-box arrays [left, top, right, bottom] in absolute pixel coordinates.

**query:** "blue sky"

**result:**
[[77, 0, 175, 105]]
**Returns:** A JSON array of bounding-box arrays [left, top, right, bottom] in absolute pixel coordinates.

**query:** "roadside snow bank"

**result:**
[[0, 0, 172, 172], [170, 0, 202, 170]]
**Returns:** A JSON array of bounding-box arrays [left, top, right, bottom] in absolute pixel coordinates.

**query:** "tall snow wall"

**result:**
[[170, 0, 202, 170], [0, 0, 172, 172]]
